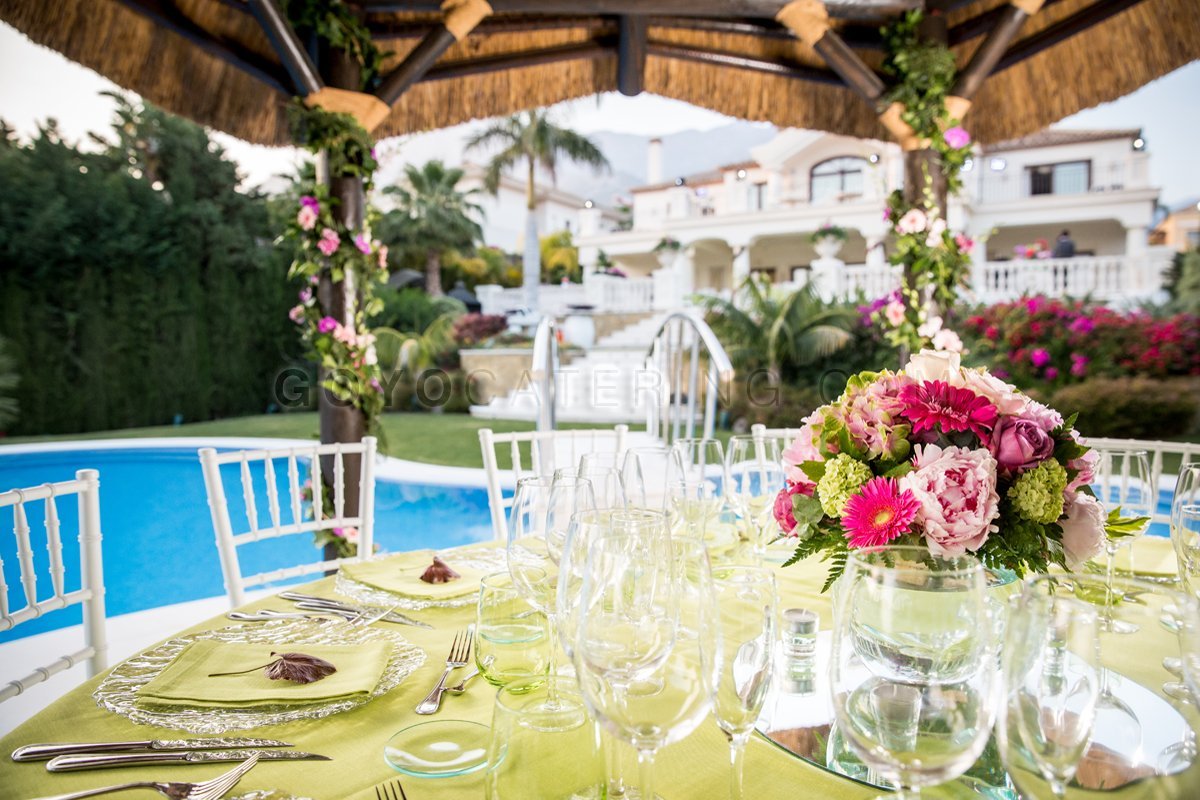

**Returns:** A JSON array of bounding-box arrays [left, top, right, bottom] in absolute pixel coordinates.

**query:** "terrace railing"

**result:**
[[973, 252, 1171, 304], [476, 275, 654, 317]]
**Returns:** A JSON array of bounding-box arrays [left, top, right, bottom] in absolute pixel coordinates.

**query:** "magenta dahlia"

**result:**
[[899, 380, 997, 441], [842, 477, 919, 549]]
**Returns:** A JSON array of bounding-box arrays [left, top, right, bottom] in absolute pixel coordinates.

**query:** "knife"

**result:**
[[46, 750, 331, 772], [12, 738, 291, 762], [279, 592, 433, 629]]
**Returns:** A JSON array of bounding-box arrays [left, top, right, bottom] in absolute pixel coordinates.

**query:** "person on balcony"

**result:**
[[1053, 230, 1077, 258]]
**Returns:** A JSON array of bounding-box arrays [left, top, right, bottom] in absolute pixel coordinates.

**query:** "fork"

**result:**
[[375, 778, 409, 800], [414, 629, 472, 715], [30, 754, 259, 800]]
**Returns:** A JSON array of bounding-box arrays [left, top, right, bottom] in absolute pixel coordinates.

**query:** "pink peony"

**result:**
[[1060, 493, 1105, 569], [1045, 366, 1059, 380], [317, 316, 338, 334], [900, 380, 998, 441], [1020, 398, 1064, 432], [318, 228, 340, 256], [1065, 435, 1099, 493], [297, 205, 318, 231], [885, 300, 906, 327], [842, 477, 920, 549], [943, 126, 971, 149], [901, 444, 1001, 556], [896, 208, 928, 235], [988, 415, 1055, 473], [773, 481, 812, 536]]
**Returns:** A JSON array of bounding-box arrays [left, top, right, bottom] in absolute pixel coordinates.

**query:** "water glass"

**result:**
[[1173, 463, 1200, 596], [1001, 581, 1101, 798], [830, 546, 996, 798], [726, 435, 786, 558], [711, 565, 778, 799], [1094, 449, 1153, 633], [476, 571, 551, 689], [621, 445, 674, 510], [554, 465, 625, 509], [508, 476, 557, 615], [485, 676, 604, 799]]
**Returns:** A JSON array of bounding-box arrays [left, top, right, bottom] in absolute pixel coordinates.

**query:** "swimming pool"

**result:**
[[0, 444, 494, 642]]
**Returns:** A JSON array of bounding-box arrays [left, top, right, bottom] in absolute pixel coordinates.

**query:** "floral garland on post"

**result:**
[[870, 10, 976, 355], [284, 104, 388, 558]]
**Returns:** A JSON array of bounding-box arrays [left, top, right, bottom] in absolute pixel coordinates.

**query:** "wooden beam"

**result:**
[[617, 16, 648, 96], [377, 27, 460, 104], [420, 39, 613, 82], [994, 0, 1148, 72], [369, 15, 613, 39], [245, 0, 323, 95], [647, 16, 884, 49], [647, 40, 845, 85], [358, 0, 797, 17], [112, 0, 292, 94], [775, 1, 886, 105], [949, 2, 1037, 103], [949, 0, 1066, 45]]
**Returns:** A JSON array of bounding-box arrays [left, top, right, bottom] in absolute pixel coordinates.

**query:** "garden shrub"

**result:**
[[722, 379, 822, 430], [372, 287, 464, 333], [1051, 377, 1198, 439]]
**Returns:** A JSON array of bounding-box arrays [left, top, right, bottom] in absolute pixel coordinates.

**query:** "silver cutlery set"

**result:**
[[13, 738, 328, 773], [226, 592, 432, 629]]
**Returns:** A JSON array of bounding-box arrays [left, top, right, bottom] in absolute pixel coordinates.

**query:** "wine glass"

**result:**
[[667, 478, 721, 540], [621, 445, 674, 510], [546, 474, 598, 568], [555, 464, 625, 509], [711, 565, 778, 799], [1094, 450, 1153, 633], [1173, 464, 1200, 596], [576, 534, 717, 800], [1001, 579, 1102, 798], [671, 437, 729, 492], [579, 451, 622, 474], [830, 546, 996, 799], [726, 435, 786, 560]]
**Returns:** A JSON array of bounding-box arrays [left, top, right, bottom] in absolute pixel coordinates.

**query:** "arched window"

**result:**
[[810, 157, 868, 204]]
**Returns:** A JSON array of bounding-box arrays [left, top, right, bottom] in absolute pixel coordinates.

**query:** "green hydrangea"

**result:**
[[1009, 460, 1068, 523], [817, 453, 873, 517]]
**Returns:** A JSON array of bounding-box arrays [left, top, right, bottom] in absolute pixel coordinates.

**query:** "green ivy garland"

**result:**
[[282, 0, 386, 90]]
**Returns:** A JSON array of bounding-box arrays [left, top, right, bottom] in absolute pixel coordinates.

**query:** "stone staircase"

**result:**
[[470, 312, 672, 423]]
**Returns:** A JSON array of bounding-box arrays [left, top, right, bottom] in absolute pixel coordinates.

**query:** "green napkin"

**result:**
[[340, 549, 488, 600], [137, 640, 392, 708]]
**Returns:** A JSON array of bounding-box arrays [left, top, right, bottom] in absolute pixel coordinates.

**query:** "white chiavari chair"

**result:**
[[199, 437, 376, 608], [1, 469, 107, 703], [478, 425, 629, 541]]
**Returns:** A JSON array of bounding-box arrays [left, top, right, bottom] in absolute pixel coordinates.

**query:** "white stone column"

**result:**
[[674, 245, 696, 299], [1125, 225, 1148, 256], [731, 243, 752, 288]]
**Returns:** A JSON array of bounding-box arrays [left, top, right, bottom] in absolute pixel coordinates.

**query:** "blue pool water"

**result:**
[[0, 447, 492, 642]]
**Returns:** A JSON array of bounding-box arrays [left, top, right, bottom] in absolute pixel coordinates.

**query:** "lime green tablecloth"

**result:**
[[0, 538, 1178, 800]]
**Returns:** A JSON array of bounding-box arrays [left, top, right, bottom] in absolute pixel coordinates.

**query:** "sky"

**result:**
[[1, 21, 1197, 207]]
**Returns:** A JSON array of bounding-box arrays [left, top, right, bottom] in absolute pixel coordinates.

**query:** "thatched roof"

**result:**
[[1, 0, 1196, 146]]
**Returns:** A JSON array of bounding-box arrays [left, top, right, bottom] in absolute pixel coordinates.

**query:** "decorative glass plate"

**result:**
[[93, 618, 425, 734], [383, 720, 490, 778], [335, 545, 507, 611]]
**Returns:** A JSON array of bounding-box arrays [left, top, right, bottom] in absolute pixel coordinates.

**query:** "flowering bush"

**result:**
[[452, 313, 508, 346], [774, 350, 1144, 590], [964, 296, 1200, 388]]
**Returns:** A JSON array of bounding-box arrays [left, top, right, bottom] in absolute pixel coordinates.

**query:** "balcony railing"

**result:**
[[973, 253, 1170, 303], [476, 274, 655, 317]]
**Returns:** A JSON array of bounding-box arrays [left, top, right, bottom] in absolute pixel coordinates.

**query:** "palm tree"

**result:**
[[465, 110, 609, 310], [698, 276, 855, 386], [380, 160, 484, 296]]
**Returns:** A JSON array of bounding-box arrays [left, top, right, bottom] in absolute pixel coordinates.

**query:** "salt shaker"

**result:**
[[781, 607, 818, 691]]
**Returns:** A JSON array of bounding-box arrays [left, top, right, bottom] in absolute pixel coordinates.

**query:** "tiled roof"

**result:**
[[983, 128, 1141, 153], [631, 160, 760, 194]]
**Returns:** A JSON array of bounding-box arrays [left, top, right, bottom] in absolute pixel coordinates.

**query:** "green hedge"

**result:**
[[1051, 377, 1199, 440], [0, 101, 295, 435]]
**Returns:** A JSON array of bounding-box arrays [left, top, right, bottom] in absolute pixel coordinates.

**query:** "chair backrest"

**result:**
[[1, 469, 107, 704], [751, 424, 804, 442], [1084, 437, 1200, 527], [478, 425, 629, 541], [199, 437, 377, 607]]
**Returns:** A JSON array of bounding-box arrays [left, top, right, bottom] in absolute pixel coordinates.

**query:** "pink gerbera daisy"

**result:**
[[899, 380, 998, 441], [842, 477, 919, 549]]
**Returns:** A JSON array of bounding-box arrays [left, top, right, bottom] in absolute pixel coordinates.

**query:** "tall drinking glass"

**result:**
[[475, 571, 551, 689], [711, 566, 778, 799], [577, 534, 717, 800], [1095, 450, 1153, 633], [726, 435, 786, 559], [830, 546, 996, 799], [1001, 580, 1101, 798]]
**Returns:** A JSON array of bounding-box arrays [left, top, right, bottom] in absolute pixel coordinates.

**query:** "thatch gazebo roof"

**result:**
[[1, 0, 1196, 147]]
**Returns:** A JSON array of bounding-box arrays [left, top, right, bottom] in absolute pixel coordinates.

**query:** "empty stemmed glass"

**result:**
[[1094, 450, 1153, 633], [667, 478, 722, 541], [711, 565, 778, 799], [576, 534, 717, 800], [621, 445, 674, 511], [1172, 464, 1200, 597], [1000, 579, 1102, 798], [726, 435, 786, 561], [555, 464, 625, 509], [830, 546, 997, 799], [671, 437, 729, 491]]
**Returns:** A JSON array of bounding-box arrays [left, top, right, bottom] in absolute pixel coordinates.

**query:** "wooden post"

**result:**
[[318, 44, 367, 558]]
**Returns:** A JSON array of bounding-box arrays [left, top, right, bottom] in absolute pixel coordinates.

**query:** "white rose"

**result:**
[[904, 349, 962, 383], [1060, 494, 1106, 569], [931, 328, 964, 353], [957, 367, 1027, 415]]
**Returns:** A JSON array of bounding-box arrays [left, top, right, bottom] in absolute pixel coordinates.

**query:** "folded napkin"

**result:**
[[137, 639, 391, 708], [340, 548, 488, 600]]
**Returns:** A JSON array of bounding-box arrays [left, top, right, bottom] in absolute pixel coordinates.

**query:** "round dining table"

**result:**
[[0, 537, 1181, 800]]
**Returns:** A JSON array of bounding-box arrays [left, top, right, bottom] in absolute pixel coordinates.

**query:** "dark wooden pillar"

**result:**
[[318, 44, 366, 542]]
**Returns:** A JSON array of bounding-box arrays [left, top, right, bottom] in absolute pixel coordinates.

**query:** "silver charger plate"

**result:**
[[334, 545, 507, 611], [93, 618, 426, 734]]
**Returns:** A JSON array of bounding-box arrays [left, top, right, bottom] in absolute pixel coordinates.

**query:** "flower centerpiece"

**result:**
[[773, 349, 1145, 590]]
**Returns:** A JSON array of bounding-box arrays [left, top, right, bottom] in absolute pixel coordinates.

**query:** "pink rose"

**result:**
[[773, 481, 812, 537], [896, 209, 928, 235], [901, 444, 1000, 556], [297, 205, 318, 231], [954, 233, 974, 252], [943, 126, 971, 149], [317, 316, 338, 334], [988, 415, 1054, 473], [288, 305, 305, 324], [317, 228, 340, 256], [1060, 493, 1105, 569], [885, 300, 906, 326]]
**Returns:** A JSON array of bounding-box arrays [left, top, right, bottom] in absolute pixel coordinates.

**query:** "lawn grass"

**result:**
[[1, 413, 643, 469]]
